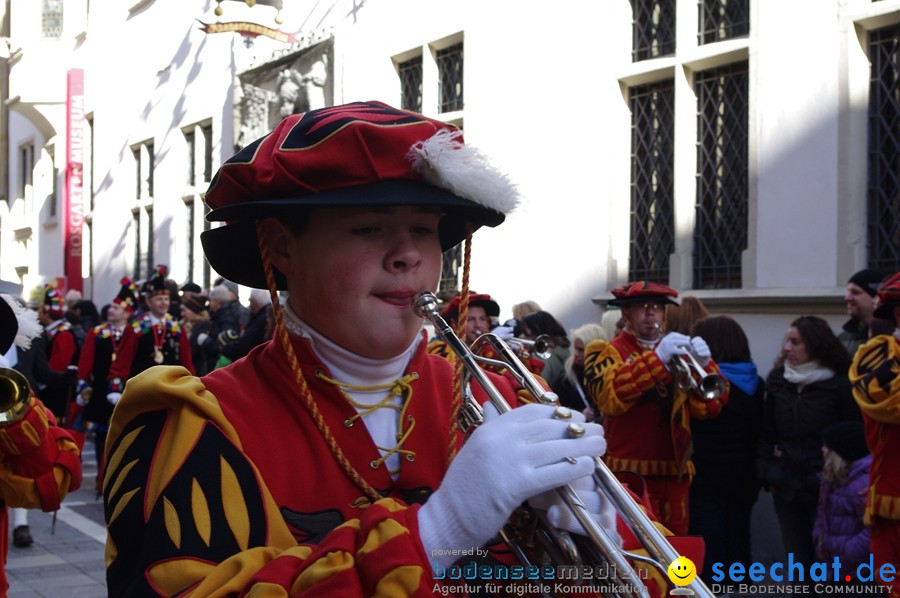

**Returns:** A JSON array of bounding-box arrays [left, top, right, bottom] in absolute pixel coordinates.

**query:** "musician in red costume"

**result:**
[[37, 281, 80, 417], [75, 277, 139, 487], [106, 265, 195, 406], [0, 294, 82, 594], [427, 293, 545, 382], [583, 281, 728, 536], [102, 102, 614, 597], [849, 271, 900, 598]]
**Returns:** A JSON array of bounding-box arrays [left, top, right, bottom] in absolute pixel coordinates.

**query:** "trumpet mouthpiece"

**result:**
[[414, 292, 439, 319]]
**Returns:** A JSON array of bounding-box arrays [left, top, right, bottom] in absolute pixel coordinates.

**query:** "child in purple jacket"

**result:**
[[813, 420, 872, 569]]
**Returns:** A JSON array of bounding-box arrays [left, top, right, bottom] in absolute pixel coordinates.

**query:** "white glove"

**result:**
[[690, 336, 712, 368], [654, 332, 691, 364], [197, 332, 210, 346], [529, 470, 622, 548], [76, 392, 88, 407], [491, 325, 516, 341], [418, 403, 605, 569], [107, 392, 122, 406]]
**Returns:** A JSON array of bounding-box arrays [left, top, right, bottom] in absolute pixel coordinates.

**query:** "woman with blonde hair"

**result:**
[[551, 322, 607, 420]]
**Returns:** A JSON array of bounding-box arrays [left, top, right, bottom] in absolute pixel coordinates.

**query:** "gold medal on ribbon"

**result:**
[[153, 348, 164, 364]]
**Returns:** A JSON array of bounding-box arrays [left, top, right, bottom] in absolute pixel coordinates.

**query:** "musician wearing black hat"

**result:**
[[105, 265, 195, 406], [75, 277, 139, 487], [102, 102, 615, 597], [0, 294, 82, 593], [583, 281, 729, 536]]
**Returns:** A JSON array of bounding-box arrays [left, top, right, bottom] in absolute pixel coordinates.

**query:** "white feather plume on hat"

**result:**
[[2, 294, 42, 350], [407, 129, 519, 216]]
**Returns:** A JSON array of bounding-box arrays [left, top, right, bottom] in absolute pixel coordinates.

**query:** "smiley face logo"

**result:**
[[667, 556, 697, 586]]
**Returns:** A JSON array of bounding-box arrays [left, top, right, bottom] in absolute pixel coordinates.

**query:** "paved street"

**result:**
[[7, 435, 106, 598]]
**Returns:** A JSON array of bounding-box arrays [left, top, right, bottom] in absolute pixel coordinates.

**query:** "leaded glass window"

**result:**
[[867, 24, 900, 272], [399, 55, 423, 113], [633, 0, 676, 62], [698, 0, 750, 46], [436, 42, 464, 113], [694, 62, 749, 289], [629, 80, 676, 283]]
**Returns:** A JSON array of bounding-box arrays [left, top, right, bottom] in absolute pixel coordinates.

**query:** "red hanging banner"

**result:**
[[64, 69, 85, 292]]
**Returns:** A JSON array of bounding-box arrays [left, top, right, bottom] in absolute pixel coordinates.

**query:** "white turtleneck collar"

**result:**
[[281, 300, 423, 480], [281, 300, 421, 387]]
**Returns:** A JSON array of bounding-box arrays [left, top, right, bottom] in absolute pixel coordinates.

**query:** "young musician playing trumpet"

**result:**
[[583, 282, 729, 536], [102, 102, 614, 596]]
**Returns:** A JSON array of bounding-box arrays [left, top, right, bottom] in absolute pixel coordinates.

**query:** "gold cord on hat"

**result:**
[[315, 370, 419, 476], [257, 221, 382, 503], [447, 223, 474, 466]]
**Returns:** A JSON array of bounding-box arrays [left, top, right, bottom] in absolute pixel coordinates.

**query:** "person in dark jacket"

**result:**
[[838, 269, 888, 358], [813, 421, 871, 570], [220, 289, 273, 364], [757, 315, 861, 571], [196, 284, 243, 371], [181, 293, 214, 376], [688, 315, 764, 583]]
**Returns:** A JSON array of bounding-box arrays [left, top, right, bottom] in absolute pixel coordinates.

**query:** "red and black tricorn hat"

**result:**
[[607, 281, 680, 307], [440, 293, 501, 321], [200, 101, 519, 289], [874, 272, 900, 320]]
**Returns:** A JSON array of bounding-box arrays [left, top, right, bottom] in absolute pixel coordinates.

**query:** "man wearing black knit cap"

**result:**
[[839, 268, 887, 357]]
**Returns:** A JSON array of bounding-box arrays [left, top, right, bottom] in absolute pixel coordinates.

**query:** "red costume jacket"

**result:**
[[45, 319, 78, 371], [849, 334, 900, 524], [107, 313, 195, 393], [103, 331, 527, 596], [583, 331, 728, 477], [77, 323, 125, 425]]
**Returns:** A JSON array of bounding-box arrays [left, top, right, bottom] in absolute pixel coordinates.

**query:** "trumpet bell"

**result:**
[[0, 367, 31, 425]]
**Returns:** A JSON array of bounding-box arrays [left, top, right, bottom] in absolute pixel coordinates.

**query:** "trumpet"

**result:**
[[506, 335, 554, 360], [416, 292, 715, 598], [0, 367, 32, 425], [654, 324, 727, 401]]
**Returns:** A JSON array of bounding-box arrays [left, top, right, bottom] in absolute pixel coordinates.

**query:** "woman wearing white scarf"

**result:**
[[757, 316, 861, 577]]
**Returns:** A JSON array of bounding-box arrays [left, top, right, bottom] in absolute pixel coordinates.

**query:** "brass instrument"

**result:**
[[416, 292, 717, 598], [654, 324, 727, 401], [0, 367, 32, 425], [506, 335, 554, 360]]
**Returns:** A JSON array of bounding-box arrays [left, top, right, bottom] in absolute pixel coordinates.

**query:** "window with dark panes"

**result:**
[[202, 124, 213, 183], [867, 24, 900, 272], [185, 130, 196, 186], [632, 0, 676, 62], [132, 209, 142, 281], [42, 0, 63, 38], [629, 80, 676, 283], [186, 200, 195, 283], [698, 0, 750, 45], [694, 61, 749, 289], [147, 206, 155, 278], [398, 55, 423, 113], [146, 143, 155, 198], [436, 42, 464, 113], [19, 144, 34, 199]]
